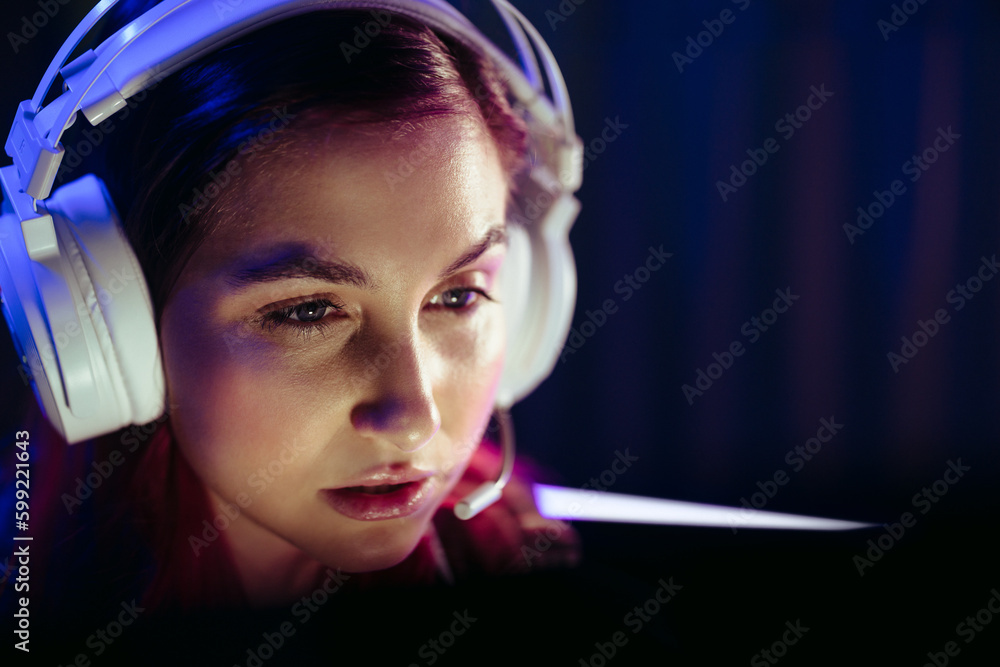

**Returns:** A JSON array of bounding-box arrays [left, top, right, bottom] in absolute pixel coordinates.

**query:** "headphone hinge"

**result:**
[[5, 102, 65, 201], [61, 49, 129, 125]]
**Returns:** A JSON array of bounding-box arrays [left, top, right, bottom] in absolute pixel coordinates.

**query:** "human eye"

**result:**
[[426, 286, 495, 313], [258, 296, 345, 333]]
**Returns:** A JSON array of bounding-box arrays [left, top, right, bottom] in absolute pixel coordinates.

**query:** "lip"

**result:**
[[320, 467, 437, 521]]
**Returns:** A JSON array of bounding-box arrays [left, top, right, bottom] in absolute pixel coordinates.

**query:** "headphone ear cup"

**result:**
[[496, 181, 579, 408], [38, 175, 165, 441], [0, 172, 163, 443], [496, 220, 532, 405]]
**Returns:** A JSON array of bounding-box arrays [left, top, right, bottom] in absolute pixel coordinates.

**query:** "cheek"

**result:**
[[433, 308, 507, 445], [158, 298, 335, 494]]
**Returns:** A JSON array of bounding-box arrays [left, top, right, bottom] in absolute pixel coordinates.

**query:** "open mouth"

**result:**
[[342, 483, 410, 495], [321, 478, 435, 521]]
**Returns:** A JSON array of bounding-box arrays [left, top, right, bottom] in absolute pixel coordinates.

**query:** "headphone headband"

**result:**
[[7, 0, 581, 201]]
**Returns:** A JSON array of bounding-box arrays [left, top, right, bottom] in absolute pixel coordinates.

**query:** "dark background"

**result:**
[[1, 0, 998, 664]]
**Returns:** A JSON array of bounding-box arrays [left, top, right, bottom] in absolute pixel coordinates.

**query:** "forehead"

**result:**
[[182, 115, 507, 283]]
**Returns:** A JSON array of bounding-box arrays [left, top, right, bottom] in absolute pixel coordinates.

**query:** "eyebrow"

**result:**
[[226, 224, 507, 290], [437, 224, 507, 279], [228, 253, 375, 290]]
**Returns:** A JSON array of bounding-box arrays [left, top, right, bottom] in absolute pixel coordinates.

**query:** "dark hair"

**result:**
[[88, 1, 529, 314]]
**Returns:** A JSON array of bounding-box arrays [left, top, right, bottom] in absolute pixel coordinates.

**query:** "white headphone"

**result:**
[[0, 0, 582, 517]]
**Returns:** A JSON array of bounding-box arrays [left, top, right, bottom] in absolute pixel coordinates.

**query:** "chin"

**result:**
[[317, 517, 433, 574]]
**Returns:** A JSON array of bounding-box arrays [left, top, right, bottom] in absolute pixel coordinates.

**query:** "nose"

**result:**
[[349, 335, 441, 452]]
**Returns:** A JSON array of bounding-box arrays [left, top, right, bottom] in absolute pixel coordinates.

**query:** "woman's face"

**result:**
[[159, 115, 509, 577]]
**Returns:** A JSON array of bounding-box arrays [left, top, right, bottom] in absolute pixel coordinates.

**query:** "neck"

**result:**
[[204, 489, 326, 607]]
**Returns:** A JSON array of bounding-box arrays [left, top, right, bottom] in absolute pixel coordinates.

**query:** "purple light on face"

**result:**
[[533, 484, 875, 531]]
